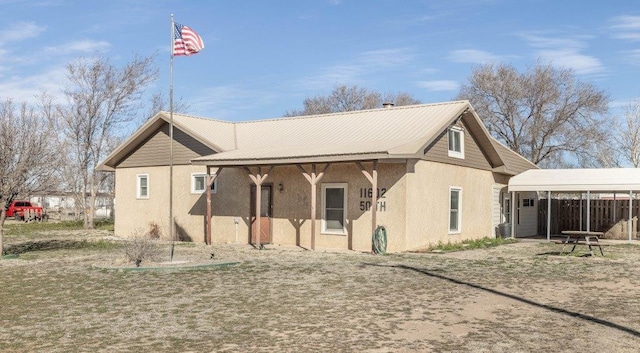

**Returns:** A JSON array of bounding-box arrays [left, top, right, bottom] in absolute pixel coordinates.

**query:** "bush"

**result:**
[[123, 231, 162, 267]]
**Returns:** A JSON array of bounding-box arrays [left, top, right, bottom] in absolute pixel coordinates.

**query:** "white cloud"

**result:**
[[44, 40, 111, 54], [609, 15, 640, 40], [297, 47, 415, 90], [518, 32, 604, 75], [0, 21, 46, 45], [448, 49, 501, 64], [0, 66, 67, 103], [417, 80, 459, 91]]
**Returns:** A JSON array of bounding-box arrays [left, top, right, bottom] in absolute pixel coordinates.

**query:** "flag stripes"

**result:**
[[174, 22, 204, 56]]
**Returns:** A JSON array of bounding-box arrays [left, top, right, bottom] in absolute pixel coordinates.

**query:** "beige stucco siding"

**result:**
[[208, 163, 408, 253], [115, 160, 500, 253], [114, 165, 243, 241], [405, 160, 495, 250]]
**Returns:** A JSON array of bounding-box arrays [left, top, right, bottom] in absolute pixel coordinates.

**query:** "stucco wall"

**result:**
[[209, 163, 408, 253], [114, 165, 250, 242], [116, 160, 503, 253], [405, 160, 496, 250], [115, 162, 408, 253]]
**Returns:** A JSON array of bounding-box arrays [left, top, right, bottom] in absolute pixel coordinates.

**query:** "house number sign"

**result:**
[[359, 187, 387, 212]]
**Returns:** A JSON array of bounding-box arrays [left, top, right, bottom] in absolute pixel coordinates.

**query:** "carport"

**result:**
[[508, 168, 640, 242]]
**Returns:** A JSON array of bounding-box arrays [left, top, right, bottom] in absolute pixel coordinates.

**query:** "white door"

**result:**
[[517, 192, 538, 236]]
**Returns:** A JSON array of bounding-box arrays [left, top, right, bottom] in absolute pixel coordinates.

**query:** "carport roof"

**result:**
[[508, 168, 640, 192]]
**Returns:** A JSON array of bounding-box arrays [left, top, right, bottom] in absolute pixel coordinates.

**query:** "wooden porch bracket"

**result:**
[[205, 166, 222, 245], [244, 166, 273, 249], [357, 161, 378, 241], [297, 163, 330, 250]]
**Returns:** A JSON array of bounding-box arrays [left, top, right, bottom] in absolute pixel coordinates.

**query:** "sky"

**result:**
[[2, 0, 640, 127]]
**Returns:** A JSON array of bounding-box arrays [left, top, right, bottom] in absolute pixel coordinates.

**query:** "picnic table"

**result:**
[[559, 231, 605, 256]]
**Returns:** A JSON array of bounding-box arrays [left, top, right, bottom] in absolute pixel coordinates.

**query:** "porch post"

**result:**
[[613, 193, 616, 226], [510, 191, 516, 237], [579, 193, 583, 231], [245, 166, 272, 249], [298, 163, 330, 251], [358, 161, 378, 241], [547, 191, 551, 242], [586, 191, 591, 232], [629, 191, 633, 242], [205, 167, 222, 245]]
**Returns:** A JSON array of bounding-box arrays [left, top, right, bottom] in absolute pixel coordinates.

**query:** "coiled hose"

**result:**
[[372, 225, 387, 255]]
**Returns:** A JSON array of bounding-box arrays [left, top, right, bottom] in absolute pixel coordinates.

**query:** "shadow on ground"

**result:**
[[362, 262, 640, 339], [3, 239, 105, 255]]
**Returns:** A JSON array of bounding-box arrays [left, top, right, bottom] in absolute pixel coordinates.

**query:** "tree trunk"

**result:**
[[88, 171, 96, 229], [0, 209, 6, 258]]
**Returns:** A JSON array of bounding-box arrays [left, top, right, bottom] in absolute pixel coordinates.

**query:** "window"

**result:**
[[191, 173, 217, 194], [448, 126, 464, 158], [322, 183, 347, 235], [523, 198, 535, 207], [137, 174, 149, 199], [449, 187, 462, 233], [503, 196, 511, 223]]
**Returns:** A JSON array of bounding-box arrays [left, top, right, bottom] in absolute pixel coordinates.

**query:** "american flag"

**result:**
[[173, 22, 204, 56]]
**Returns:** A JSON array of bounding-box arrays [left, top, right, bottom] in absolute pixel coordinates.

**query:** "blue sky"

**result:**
[[2, 0, 640, 124]]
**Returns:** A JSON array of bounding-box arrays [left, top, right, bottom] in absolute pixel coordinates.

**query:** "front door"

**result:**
[[250, 185, 272, 245]]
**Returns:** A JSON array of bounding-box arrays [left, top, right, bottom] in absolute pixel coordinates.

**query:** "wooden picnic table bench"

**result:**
[[558, 231, 605, 256]]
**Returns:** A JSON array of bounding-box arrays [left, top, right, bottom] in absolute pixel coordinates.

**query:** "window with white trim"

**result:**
[[322, 183, 347, 235], [522, 198, 534, 207], [137, 174, 149, 199], [191, 173, 217, 194], [448, 126, 464, 159], [449, 187, 462, 233]]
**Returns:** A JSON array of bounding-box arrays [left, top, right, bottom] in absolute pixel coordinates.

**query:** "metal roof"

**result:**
[[98, 100, 537, 173], [508, 168, 640, 192], [192, 101, 477, 165]]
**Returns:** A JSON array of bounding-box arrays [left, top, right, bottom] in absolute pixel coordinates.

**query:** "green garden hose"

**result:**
[[372, 225, 387, 255]]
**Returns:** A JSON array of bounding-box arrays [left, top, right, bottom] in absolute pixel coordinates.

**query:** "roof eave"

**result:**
[[191, 152, 414, 167]]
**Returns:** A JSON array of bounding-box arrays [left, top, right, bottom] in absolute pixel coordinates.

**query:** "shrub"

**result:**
[[148, 222, 161, 239], [123, 230, 162, 267]]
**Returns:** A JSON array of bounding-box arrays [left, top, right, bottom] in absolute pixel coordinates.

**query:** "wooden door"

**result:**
[[251, 185, 272, 245]]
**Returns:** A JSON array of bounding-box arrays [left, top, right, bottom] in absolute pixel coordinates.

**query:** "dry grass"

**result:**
[[1, 230, 639, 352]]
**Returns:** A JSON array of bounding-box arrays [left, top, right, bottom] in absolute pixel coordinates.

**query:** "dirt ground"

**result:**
[[1, 230, 639, 352]]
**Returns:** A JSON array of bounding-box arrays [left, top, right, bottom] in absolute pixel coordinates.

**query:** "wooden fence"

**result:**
[[538, 198, 639, 235]]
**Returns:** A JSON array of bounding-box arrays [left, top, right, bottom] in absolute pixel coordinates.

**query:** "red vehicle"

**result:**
[[5, 200, 44, 221]]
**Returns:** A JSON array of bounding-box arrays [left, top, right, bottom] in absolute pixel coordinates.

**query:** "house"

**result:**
[[98, 100, 537, 253]]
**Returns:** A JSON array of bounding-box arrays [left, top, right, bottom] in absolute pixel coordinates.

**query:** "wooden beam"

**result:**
[[244, 166, 272, 248], [205, 167, 222, 245], [298, 163, 330, 250]]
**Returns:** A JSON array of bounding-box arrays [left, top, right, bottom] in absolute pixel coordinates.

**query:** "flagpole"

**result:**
[[169, 14, 175, 261]]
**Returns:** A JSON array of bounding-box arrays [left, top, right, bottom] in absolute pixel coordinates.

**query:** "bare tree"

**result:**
[[614, 97, 640, 167], [139, 91, 191, 124], [0, 98, 59, 256], [456, 62, 609, 167], [284, 84, 421, 116], [59, 55, 157, 229]]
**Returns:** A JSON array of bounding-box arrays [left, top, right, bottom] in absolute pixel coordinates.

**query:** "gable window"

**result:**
[[322, 183, 347, 235], [449, 187, 462, 233], [448, 126, 464, 159], [191, 173, 217, 194], [137, 174, 149, 199]]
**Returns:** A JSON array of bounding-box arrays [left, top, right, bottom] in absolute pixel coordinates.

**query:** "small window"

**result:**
[[448, 126, 464, 159], [449, 187, 462, 233], [137, 174, 149, 199], [322, 183, 348, 235], [523, 198, 535, 207], [191, 173, 217, 194]]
